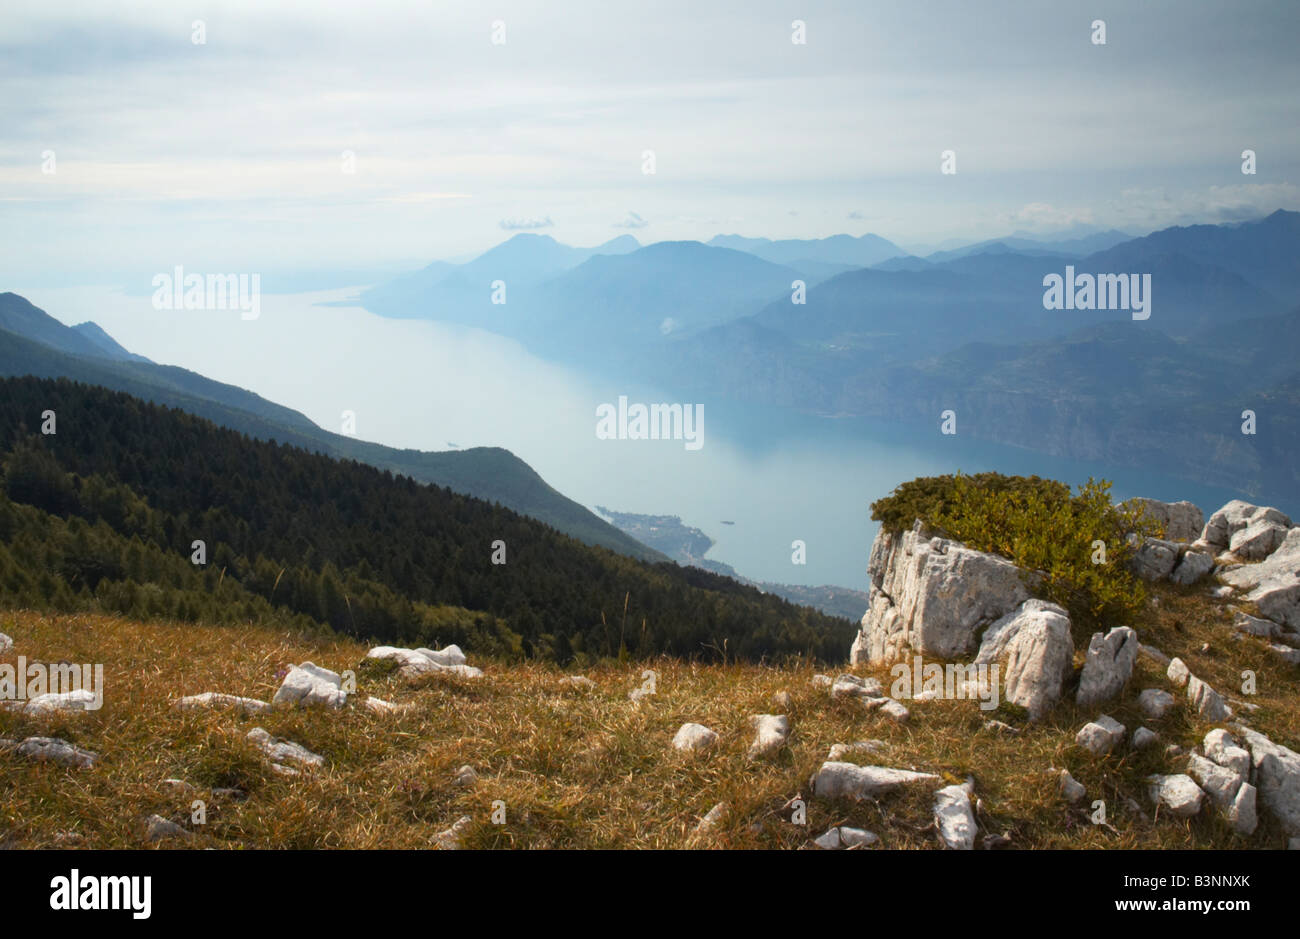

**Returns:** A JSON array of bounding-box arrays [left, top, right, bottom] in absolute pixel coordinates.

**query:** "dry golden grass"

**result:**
[[0, 579, 1295, 850]]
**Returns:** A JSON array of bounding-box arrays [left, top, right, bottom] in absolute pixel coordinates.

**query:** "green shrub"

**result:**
[[871, 472, 1159, 633]]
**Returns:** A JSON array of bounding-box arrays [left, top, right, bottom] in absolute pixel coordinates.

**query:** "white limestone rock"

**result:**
[[1219, 527, 1300, 630], [747, 714, 790, 760], [810, 761, 940, 801], [1076, 626, 1138, 709], [1202, 500, 1291, 551], [1146, 774, 1205, 818], [827, 740, 888, 761], [174, 692, 271, 715], [1232, 610, 1281, 638], [933, 781, 976, 850], [15, 736, 98, 768], [247, 727, 324, 771], [1204, 729, 1252, 778], [693, 802, 728, 837], [850, 522, 1029, 665], [671, 723, 719, 752], [435, 815, 473, 850], [1230, 520, 1289, 561], [1228, 782, 1258, 836], [1236, 726, 1300, 836], [1132, 727, 1160, 750], [145, 815, 191, 842], [23, 689, 98, 716], [1187, 674, 1232, 721], [1138, 689, 1175, 721], [1059, 770, 1086, 804], [974, 598, 1073, 721], [830, 673, 883, 699], [813, 825, 878, 849], [453, 765, 478, 787], [272, 662, 346, 708], [1171, 550, 1215, 585], [1128, 498, 1205, 542], [1076, 715, 1126, 756], [1167, 657, 1191, 688], [1129, 537, 1180, 581], [0, 632, 11, 653], [1186, 752, 1244, 810]]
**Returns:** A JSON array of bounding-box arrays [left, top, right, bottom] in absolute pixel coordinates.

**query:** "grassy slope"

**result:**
[[1, 575, 1294, 849]]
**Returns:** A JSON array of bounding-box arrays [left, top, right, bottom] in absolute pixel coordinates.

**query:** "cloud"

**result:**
[[498, 216, 554, 231], [1002, 202, 1097, 232], [612, 211, 648, 229], [847, 210, 865, 220]]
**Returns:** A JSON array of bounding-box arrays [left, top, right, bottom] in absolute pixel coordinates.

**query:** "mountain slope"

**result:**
[[0, 293, 661, 562]]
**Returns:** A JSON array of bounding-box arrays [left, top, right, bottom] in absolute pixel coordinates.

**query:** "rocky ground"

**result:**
[[1, 497, 1298, 849]]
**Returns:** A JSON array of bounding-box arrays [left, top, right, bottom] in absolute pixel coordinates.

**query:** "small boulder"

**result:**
[[693, 802, 728, 837], [272, 662, 346, 708], [1075, 715, 1126, 756], [1132, 727, 1160, 750], [144, 815, 191, 842], [1146, 774, 1205, 818], [0, 632, 11, 653], [747, 714, 790, 760], [671, 723, 718, 752], [452, 765, 478, 788], [1076, 626, 1138, 709], [1167, 657, 1191, 688], [1204, 728, 1252, 777], [1059, 770, 1086, 804], [15, 736, 98, 769], [174, 692, 271, 715], [1186, 752, 1244, 810], [810, 762, 940, 801], [23, 689, 99, 716], [1187, 674, 1232, 721], [1171, 550, 1215, 585], [1138, 689, 1175, 721], [247, 727, 324, 771], [933, 780, 976, 850], [435, 815, 473, 850], [813, 826, 878, 849]]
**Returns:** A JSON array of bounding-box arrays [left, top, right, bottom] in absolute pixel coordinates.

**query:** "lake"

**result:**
[[22, 285, 1255, 589]]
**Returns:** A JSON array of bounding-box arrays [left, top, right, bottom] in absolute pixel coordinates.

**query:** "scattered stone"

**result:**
[[747, 714, 790, 760], [855, 696, 907, 723], [1186, 753, 1244, 810], [933, 780, 976, 850], [247, 727, 324, 771], [1138, 689, 1175, 720], [1139, 643, 1171, 667], [1229, 783, 1258, 836], [1219, 527, 1300, 629], [1202, 500, 1291, 551], [772, 690, 793, 710], [1232, 610, 1280, 638], [1075, 715, 1126, 756], [414, 645, 467, 667], [1187, 674, 1232, 721], [827, 740, 888, 761], [22, 689, 98, 716], [975, 598, 1074, 721], [1229, 520, 1289, 561], [1171, 550, 1215, 585], [435, 815, 473, 850], [810, 762, 940, 801], [810, 674, 833, 688], [361, 696, 405, 715], [366, 645, 481, 680], [1204, 729, 1252, 777], [693, 802, 728, 837], [982, 720, 1019, 735], [1236, 726, 1300, 836], [0, 632, 11, 653], [831, 674, 883, 699], [15, 736, 98, 768], [851, 522, 1029, 664], [813, 826, 878, 849], [1059, 770, 1086, 804], [1166, 744, 1187, 759], [1077, 626, 1138, 708], [160, 778, 196, 795], [1211, 585, 1234, 599], [1133, 727, 1159, 750], [1146, 774, 1205, 818], [671, 723, 718, 752], [144, 815, 191, 842], [174, 692, 271, 715], [1167, 657, 1190, 688], [1269, 643, 1300, 665], [452, 765, 478, 787], [272, 662, 346, 708]]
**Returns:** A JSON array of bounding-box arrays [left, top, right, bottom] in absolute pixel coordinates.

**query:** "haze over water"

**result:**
[[23, 285, 1253, 589]]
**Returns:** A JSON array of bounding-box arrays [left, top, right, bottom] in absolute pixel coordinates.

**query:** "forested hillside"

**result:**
[[0, 376, 853, 663]]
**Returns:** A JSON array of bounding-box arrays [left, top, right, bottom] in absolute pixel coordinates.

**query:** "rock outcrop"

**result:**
[[1076, 626, 1138, 709], [974, 599, 1074, 721], [273, 662, 347, 708], [850, 521, 1029, 665]]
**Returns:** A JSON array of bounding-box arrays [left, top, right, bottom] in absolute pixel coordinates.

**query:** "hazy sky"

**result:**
[[3, 0, 1298, 282]]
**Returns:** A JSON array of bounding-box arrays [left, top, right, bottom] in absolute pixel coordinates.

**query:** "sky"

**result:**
[[2, 0, 1299, 283]]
